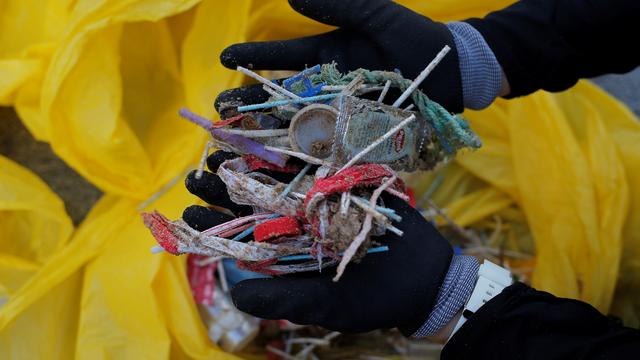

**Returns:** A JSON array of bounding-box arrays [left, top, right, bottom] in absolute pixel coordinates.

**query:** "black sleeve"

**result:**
[[466, 0, 640, 98], [442, 282, 640, 359]]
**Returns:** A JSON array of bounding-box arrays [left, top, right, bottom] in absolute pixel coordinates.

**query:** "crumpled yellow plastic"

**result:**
[[0, 155, 80, 358], [0, 0, 639, 358], [408, 81, 640, 326]]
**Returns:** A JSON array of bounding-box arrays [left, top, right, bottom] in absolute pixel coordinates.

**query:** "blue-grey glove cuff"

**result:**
[[412, 255, 480, 337], [446, 21, 503, 110]]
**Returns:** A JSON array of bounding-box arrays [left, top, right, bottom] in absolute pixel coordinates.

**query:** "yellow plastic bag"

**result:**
[[0, 155, 80, 358], [1, 1, 251, 357], [0, 0, 74, 139], [1, 0, 640, 358], [408, 81, 640, 325], [0, 155, 73, 291]]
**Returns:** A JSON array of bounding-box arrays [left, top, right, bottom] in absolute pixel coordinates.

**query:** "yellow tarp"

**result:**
[[0, 155, 79, 358], [0, 0, 639, 358], [408, 81, 640, 325]]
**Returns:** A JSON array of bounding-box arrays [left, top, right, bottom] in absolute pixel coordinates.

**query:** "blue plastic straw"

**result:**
[[278, 245, 390, 262], [354, 196, 402, 222], [375, 207, 402, 222], [280, 163, 312, 198], [237, 93, 340, 112]]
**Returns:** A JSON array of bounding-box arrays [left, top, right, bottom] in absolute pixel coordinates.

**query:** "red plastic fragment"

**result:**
[[187, 255, 216, 305], [236, 258, 281, 275], [254, 217, 302, 242], [303, 164, 406, 211], [141, 211, 180, 255], [243, 155, 300, 173], [211, 114, 245, 128], [406, 187, 417, 208]]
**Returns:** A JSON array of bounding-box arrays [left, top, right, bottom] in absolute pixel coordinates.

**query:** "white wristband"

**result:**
[[447, 260, 513, 342]]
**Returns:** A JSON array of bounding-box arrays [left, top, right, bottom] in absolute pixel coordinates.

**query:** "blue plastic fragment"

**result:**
[[222, 258, 271, 286], [283, 65, 324, 97]]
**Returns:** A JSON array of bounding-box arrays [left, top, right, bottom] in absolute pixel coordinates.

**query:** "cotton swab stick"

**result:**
[[237, 93, 340, 112], [264, 146, 330, 166], [280, 163, 312, 198], [237, 66, 301, 100], [336, 114, 417, 173], [377, 80, 392, 102], [151, 246, 165, 254], [262, 84, 286, 99], [195, 141, 213, 179], [221, 128, 289, 138], [322, 84, 384, 92], [391, 45, 451, 107]]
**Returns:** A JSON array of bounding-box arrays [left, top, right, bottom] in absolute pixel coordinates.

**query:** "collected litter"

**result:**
[[143, 46, 481, 281]]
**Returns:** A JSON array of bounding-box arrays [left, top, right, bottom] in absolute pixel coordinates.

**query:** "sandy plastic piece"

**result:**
[[217, 157, 302, 216], [142, 211, 309, 261]]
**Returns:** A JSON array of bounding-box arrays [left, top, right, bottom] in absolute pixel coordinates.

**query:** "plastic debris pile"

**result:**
[[143, 46, 481, 282]]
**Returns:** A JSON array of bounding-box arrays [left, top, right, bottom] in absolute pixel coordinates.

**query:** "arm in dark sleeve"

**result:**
[[466, 0, 640, 98], [442, 282, 640, 359]]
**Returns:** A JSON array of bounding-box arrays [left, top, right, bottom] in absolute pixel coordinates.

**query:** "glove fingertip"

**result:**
[[231, 278, 281, 318], [207, 150, 238, 173], [185, 170, 226, 199], [183, 205, 234, 231], [220, 44, 241, 69]]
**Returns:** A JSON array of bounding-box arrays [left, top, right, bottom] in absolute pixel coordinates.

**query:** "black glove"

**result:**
[[184, 150, 453, 335], [216, 0, 463, 114], [230, 194, 452, 335]]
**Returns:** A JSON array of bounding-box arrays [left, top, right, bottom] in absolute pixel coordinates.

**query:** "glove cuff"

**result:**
[[412, 255, 479, 337], [446, 21, 503, 110]]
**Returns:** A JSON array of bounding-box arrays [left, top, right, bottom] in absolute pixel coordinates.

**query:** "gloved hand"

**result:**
[[216, 0, 463, 114], [182, 150, 454, 335]]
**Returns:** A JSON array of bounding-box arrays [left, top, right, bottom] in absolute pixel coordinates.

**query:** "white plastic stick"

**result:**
[[339, 191, 351, 215], [334, 176, 397, 282], [392, 45, 450, 107], [336, 114, 416, 173], [237, 66, 301, 100], [377, 80, 392, 102], [221, 128, 289, 138], [195, 141, 213, 179], [217, 260, 229, 293], [340, 74, 364, 96], [322, 84, 384, 92], [404, 103, 415, 111], [150, 246, 165, 254], [262, 84, 286, 99], [264, 146, 329, 165]]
